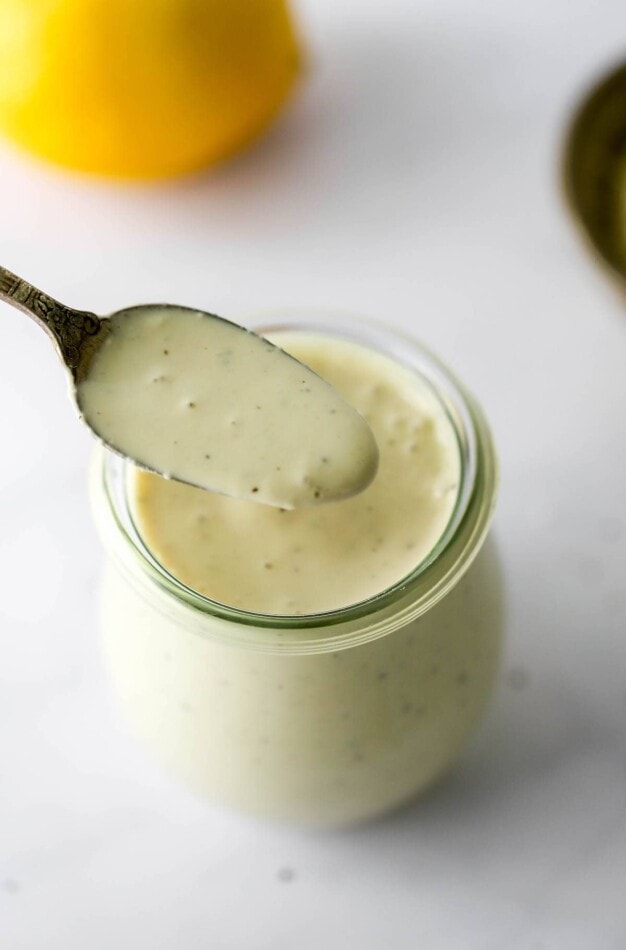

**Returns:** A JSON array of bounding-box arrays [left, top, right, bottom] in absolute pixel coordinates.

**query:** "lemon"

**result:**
[[0, 0, 301, 178]]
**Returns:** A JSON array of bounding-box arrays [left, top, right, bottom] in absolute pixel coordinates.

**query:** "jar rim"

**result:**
[[91, 314, 498, 652]]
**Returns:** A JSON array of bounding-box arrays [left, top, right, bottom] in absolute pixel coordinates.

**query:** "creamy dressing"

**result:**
[[130, 333, 462, 614], [95, 327, 501, 824], [77, 307, 378, 508], [101, 543, 502, 824]]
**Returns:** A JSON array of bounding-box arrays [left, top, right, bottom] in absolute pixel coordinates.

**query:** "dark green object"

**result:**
[[564, 60, 626, 281]]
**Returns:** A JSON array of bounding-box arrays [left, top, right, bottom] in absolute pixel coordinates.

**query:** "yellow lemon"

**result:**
[[0, 0, 301, 177]]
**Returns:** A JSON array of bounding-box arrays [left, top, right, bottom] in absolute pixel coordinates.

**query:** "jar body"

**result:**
[[93, 314, 502, 825], [100, 539, 503, 825]]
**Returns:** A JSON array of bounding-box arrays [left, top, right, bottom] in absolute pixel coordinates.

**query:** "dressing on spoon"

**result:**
[[0, 267, 378, 508]]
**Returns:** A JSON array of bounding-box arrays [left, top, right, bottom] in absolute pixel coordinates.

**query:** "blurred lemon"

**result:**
[[0, 0, 301, 177]]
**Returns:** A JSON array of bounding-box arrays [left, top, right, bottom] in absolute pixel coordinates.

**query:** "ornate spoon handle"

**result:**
[[0, 266, 106, 381]]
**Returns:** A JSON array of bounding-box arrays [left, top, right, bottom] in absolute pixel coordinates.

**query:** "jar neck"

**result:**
[[91, 315, 498, 653]]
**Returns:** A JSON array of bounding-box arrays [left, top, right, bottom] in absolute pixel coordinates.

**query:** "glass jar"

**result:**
[[91, 315, 502, 826]]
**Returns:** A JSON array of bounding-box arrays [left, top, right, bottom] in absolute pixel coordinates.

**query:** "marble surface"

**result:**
[[1, 0, 626, 947]]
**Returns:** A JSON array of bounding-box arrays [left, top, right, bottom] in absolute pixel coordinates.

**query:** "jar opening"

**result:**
[[93, 315, 496, 636]]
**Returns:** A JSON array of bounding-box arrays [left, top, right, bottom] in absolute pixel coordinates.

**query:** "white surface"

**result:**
[[1, 0, 626, 947]]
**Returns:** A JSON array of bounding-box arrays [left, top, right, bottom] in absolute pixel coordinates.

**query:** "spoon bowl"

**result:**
[[0, 266, 379, 508]]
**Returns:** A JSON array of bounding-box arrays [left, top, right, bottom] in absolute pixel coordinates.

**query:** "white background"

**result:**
[[1, 0, 626, 947]]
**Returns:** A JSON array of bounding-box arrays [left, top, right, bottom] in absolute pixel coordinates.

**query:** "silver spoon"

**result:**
[[0, 265, 108, 382], [0, 265, 379, 507]]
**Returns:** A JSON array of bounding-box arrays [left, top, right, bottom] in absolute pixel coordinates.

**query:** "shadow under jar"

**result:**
[[91, 314, 503, 826]]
